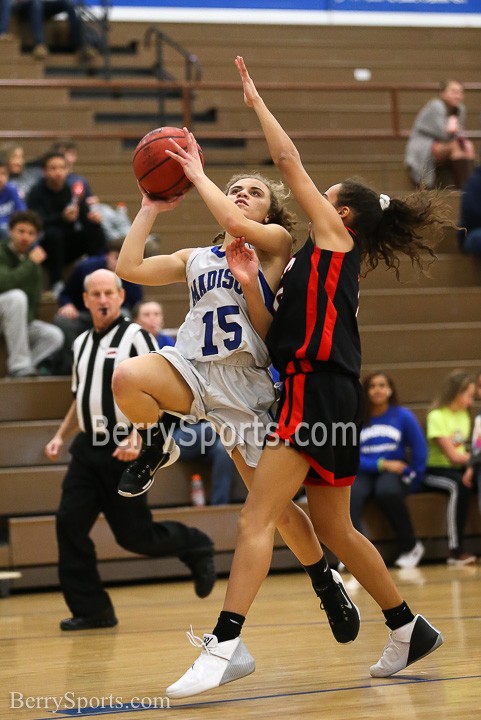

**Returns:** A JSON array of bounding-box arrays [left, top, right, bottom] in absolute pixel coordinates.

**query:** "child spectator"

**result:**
[[133, 300, 175, 349], [0, 210, 63, 376], [424, 369, 476, 565], [350, 372, 427, 569], [1, 142, 42, 200], [26, 151, 106, 292], [0, 155, 26, 240]]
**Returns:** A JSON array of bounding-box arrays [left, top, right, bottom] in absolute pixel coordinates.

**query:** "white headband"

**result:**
[[379, 194, 391, 211]]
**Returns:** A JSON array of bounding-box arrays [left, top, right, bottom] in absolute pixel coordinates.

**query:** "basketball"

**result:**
[[132, 127, 203, 200]]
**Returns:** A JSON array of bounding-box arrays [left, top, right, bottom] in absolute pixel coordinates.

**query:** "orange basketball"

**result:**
[[132, 127, 204, 200]]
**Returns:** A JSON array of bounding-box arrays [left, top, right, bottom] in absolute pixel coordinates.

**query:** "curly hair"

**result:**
[[336, 178, 455, 278], [224, 172, 297, 236]]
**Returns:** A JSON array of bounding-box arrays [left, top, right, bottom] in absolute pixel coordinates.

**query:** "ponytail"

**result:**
[[337, 179, 455, 278]]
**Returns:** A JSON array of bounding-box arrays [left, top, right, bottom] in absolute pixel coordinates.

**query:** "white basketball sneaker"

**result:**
[[166, 628, 255, 699], [370, 615, 444, 677], [394, 541, 425, 569]]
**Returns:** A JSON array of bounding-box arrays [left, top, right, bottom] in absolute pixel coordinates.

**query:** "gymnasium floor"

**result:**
[[1, 564, 480, 719]]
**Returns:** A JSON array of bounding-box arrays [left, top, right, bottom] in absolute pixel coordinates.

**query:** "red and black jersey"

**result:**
[[266, 234, 361, 380]]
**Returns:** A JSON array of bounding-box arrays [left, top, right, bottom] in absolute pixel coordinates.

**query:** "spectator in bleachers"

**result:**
[[26, 151, 106, 293], [133, 299, 175, 349], [350, 372, 427, 569], [405, 80, 476, 190], [50, 139, 93, 199], [0, 210, 63, 376], [1, 142, 42, 200], [424, 369, 476, 565], [462, 369, 481, 516], [50, 237, 143, 375], [1, 0, 82, 59], [457, 162, 481, 255], [0, 154, 26, 240]]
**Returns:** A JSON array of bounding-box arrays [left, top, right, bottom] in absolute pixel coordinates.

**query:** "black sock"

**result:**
[[383, 601, 415, 631], [303, 555, 332, 595], [136, 416, 175, 447], [212, 611, 245, 642]]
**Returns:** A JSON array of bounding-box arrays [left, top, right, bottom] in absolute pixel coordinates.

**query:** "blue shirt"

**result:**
[[157, 332, 175, 349], [359, 405, 427, 490], [0, 183, 26, 231]]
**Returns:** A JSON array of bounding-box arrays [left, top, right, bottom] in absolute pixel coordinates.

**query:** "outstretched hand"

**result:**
[[235, 56, 260, 107], [165, 127, 204, 184], [226, 237, 259, 286]]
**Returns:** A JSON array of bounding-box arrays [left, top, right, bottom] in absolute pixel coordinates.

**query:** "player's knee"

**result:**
[[111, 358, 138, 398], [237, 500, 275, 538]]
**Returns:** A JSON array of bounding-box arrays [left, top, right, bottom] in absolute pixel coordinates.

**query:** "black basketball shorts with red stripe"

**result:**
[[268, 370, 364, 487]]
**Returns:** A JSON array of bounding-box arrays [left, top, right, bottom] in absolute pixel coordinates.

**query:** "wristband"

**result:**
[[377, 458, 385, 471]]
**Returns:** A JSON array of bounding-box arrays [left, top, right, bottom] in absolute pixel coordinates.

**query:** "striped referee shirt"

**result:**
[[72, 316, 158, 439]]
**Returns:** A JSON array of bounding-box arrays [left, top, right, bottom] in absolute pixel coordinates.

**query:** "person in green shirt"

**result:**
[[424, 369, 476, 565], [0, 210, 63, 376]]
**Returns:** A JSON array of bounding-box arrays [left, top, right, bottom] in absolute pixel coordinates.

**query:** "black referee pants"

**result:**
[[56, 433, 206, 617]]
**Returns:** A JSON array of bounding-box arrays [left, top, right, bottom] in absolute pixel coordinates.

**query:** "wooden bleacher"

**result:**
[[1, 20, 481, 591]]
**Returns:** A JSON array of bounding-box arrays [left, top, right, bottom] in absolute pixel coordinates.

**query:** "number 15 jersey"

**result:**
[[175, 245, 273, 367]]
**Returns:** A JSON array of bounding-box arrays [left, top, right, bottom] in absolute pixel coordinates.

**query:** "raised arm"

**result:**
[[226, 238, 273, 340], [115, 188, 192, 286], [235, 56, 351, 252], [165, 129, 291, 261]]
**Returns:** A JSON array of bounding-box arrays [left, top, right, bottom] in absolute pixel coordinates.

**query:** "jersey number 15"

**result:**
[[202, 305, 242, 356]]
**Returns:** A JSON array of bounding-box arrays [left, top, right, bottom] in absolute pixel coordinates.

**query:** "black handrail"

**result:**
[[143, 26, 201, 125], [143, 27, 202, 82]]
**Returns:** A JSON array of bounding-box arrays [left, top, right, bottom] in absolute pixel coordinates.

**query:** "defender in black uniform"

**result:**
[[267, 230, 363, 486], [166, 58, 450, 699]]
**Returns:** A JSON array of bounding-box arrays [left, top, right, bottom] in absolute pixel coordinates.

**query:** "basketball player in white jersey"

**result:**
[[112, 132, 360, 645]]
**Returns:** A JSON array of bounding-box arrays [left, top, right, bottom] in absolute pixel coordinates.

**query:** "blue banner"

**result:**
[[88, 0, 481, 25], [331, 0, 481, 13], [97, 0, 481, 8]]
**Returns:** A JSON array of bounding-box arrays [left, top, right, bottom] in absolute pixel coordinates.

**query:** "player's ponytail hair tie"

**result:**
[[379, 194, 391, 211]]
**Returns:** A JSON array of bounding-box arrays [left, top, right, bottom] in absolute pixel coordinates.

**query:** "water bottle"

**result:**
[[190, 474, 206, 507]]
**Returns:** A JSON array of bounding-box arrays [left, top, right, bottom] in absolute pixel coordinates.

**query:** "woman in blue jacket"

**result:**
[[350, 372, 427, 569]]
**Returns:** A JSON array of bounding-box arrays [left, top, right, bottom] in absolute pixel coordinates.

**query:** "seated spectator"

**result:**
[[133, 299, 175, 349], [458, 163, 481, 255], [94, 201, 133, 243], [405, 80, 476, 189], [50, 139, 93, 198], [0, 154, 26, 240], [5, 0, 82, 59], [463, 370, 481, 515], [0, 210, 63, 376], [172, 419, 237, 506], [424, 369, 476, 566], [350, 372, 427, 569], [51, 237, 143, 375], [1, 142, 42, 200], [26, 151, 106, 292]]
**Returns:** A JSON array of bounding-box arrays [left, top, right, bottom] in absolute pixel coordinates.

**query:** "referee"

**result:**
[[45, 269, 216, 631]]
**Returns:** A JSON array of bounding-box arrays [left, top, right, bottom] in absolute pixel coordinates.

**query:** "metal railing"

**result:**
[[1, 79, 480, 143], [143, 27, 201, 124]]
